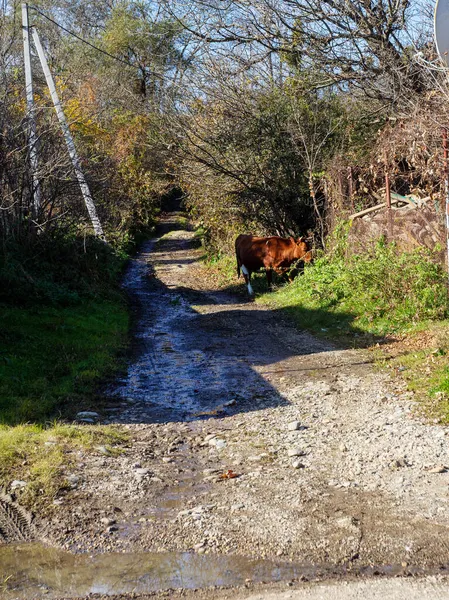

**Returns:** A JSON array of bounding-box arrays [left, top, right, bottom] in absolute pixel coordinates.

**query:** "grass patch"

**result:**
[[0, 298, 128, 425], [258, 238, 449, 344], [0, 229, 133, 508], [384, 323, 449, 424], [0, 423, 127, 508]]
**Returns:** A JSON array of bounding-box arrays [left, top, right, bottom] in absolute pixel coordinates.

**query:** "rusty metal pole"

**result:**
[[385, 172, 392, 209], [443, 128, 449, 278], [348, 166, 354, 211], [385, 159, 393, 239]]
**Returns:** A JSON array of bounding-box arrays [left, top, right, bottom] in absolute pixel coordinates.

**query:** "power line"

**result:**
[[28, 4, 166, 81]]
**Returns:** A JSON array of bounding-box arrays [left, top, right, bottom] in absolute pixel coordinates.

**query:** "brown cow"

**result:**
[[235, 234, 312, 296]]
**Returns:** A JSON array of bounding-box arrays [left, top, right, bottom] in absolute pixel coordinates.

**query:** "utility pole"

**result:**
[[31, 28, 104, 238], [22, 3, 41, 219]]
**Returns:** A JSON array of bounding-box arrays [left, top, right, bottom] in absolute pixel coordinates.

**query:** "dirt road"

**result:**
[[11, 214, 449, 597]]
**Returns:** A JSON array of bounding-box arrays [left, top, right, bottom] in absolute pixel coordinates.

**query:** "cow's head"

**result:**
[[293, 237, 313, 262]]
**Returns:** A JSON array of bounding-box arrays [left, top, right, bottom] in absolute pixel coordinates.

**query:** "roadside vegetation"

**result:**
[[259, 237, 449, 341], [0, 423, 127, 509], [201, 227, 449, 423], [0, 233, 130, 506]]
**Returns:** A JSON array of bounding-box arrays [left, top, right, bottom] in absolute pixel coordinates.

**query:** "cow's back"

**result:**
[[236, 235, 268, 271], [236, 235, 292, 271]]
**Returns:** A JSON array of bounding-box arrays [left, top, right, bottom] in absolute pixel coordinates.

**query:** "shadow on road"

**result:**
[[106, 220, 391, 424]]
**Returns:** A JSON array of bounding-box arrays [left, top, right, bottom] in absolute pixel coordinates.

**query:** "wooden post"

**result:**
[[22, 3, 41, 219], [31, 27, 104, 238]]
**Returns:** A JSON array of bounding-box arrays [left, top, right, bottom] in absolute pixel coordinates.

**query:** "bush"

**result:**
[[265, 234, 449, 337], [0, 231, 127, 306]]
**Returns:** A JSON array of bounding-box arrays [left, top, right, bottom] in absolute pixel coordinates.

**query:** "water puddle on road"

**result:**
[[2, 543, 443, 599], [0, 543, 317, 598]]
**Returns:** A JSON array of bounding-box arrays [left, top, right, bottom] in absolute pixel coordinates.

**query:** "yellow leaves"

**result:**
[[64, 96, 108, 142]]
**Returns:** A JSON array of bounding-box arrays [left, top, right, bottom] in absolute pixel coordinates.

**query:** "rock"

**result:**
[[209, 438, 226, 450], [288, 447, 306, 457], [391, 458, 409, 469], [162, 457, 174, 463], [194, 542, 206, 551], [101, 517, 116, 527], [335, 516, 358, 529], [288, 421, 301, 431], [96, 446, 111, 456], [107, 525, 119, 533], [10, 480, 27, 490], [134, 468, 150, 477], [427, 465, 447, 473], [204, 434, 218, 443], [76, 411, 99, 420], [66, 474, 79, 488], [292, 460, 305, 469]]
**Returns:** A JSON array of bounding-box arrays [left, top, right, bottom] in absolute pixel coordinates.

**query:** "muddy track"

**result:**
[[7, 213, 449, 598], [0, 493, 33, 543]]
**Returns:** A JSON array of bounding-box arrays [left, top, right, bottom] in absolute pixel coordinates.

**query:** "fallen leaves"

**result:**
[[219, 469, 239, 480]]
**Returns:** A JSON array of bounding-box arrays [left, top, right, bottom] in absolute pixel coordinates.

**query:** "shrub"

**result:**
[[266, 234, 449, 337]]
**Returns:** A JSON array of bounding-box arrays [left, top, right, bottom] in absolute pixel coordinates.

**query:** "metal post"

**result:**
[[348, 166, 354, 211], [385, 173, 392, 210], [31, 28, 104, 238], [443, 128, 449, 276], [385, 158, 393, 239], [22, 3, 41, 219]]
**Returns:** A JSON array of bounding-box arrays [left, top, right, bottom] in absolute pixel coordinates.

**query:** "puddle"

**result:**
[[106, 232, 281, 424], [2, 543, 448, 599], [1, 543, 315, 599]]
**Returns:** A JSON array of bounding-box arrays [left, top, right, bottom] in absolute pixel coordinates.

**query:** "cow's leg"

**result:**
[[241, 264, 254, 296], [266, 268, 273, 292]]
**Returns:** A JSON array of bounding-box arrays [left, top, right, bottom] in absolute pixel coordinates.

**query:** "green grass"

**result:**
[[0, 299, 128, 425], [0, 230, 132, 508], [258, 239, 449, 343], [0, 423, 127, 507], [383, 322, 449, 423]]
